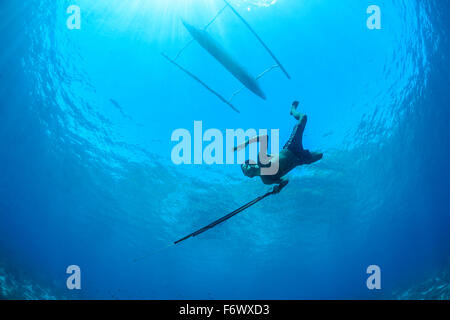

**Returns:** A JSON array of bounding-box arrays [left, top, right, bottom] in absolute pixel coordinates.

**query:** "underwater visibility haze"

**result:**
[[0, 0, 449, 299]]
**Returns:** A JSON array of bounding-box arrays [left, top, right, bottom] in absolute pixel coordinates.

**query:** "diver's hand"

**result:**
[[272, 179, 289, 194], [232, 142, 246, 152], [272, 185, 282, 194]]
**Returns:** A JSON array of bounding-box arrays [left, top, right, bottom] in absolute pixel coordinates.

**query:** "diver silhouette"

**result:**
[[174, 101, 323, 245], [237, 101, 323, 193]]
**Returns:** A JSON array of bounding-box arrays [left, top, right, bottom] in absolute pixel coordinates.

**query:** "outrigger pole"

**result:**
[[161, 53, 240, 113], [162, 0, 291, 112], [222, 0, 291, 80]]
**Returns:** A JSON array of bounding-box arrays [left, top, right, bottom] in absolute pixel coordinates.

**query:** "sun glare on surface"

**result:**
[[75, 0, 278, 44]]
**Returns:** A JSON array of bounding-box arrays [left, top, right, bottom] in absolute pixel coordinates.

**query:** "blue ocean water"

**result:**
[[0, 0, 449, 299]]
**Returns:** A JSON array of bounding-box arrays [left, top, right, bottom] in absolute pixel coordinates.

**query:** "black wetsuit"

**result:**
[[283, 115, 314, 164], [258, 115, 315, 185]]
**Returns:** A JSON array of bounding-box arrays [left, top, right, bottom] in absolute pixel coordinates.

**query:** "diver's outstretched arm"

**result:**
[[290, 101, 306, 122], [233, 134, 268, 152]]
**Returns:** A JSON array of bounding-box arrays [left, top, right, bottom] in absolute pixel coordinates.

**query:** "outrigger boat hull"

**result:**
[[182, 20, 267, 100]]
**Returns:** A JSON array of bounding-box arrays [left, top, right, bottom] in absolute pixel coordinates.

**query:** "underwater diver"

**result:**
[[236, 101, 323, 193], [174, 101, 323, 245]]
